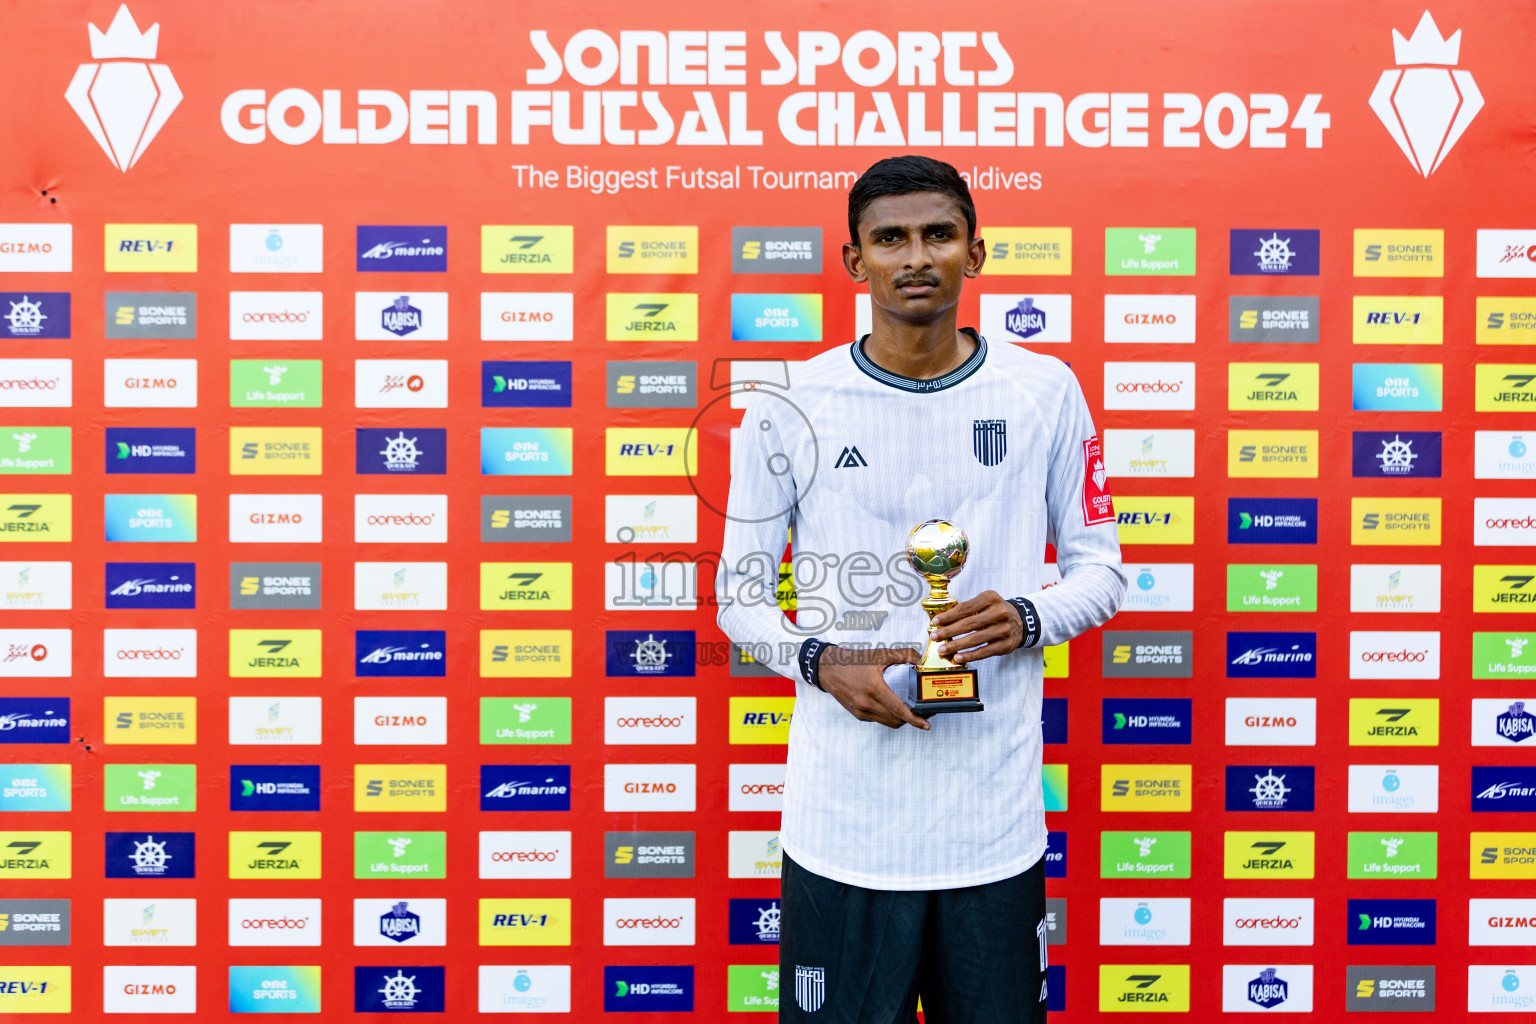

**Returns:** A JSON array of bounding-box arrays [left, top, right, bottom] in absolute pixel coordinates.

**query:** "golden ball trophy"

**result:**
[[906, 519, 984, 716]]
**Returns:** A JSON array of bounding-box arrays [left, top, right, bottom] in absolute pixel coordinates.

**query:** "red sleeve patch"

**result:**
[[1081, 436, 1115, 526]]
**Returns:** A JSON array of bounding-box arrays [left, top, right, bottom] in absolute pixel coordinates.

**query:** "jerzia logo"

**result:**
[[1369, 11, 1483, 176], [66, 5, 182, 171]]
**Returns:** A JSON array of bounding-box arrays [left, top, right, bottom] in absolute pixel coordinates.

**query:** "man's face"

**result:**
[[843, 192, 985, 327]]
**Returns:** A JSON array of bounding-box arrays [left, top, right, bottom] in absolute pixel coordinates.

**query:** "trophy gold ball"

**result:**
[[906, 519, 984, 716]]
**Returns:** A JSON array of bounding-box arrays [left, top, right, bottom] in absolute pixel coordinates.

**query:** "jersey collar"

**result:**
[[850, 328, 987, 394]]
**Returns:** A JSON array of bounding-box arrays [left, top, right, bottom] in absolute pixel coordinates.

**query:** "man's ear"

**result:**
[[842, 241, 868, 283], [964, 235, 986, 279]]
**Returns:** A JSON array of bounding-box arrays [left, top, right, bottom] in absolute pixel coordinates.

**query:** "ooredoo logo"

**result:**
[[103, 629, 194, 678], [729, 764, 787, 811], [228, 898, 321, 946], [477, 830, 572, 880], [229, 292, 323, 341], [355, 495, 448, 543], [1104, 362, 1196, 411], [1223, 898, 1314, 945], [1349, 631, 1440, 679], [603, 898, 696, 946], [604, 697, 696, 745]]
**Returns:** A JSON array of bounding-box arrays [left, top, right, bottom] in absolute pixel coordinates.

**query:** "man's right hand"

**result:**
[[816, 645, 930, 731]]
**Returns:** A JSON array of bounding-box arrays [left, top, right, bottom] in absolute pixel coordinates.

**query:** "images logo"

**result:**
[[65, 5, 181, 171], [1369, 11, 1482, 176], [229, 224, 323, 273]]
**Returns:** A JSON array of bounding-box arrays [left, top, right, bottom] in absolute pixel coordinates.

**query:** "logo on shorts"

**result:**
[[795, 966, 826, 1013]]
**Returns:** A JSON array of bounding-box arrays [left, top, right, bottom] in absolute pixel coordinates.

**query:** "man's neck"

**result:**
[[861, 313, 976, 380]]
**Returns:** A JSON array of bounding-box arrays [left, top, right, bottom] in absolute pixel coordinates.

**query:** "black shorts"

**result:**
[[778, 851, 1049, 1024]]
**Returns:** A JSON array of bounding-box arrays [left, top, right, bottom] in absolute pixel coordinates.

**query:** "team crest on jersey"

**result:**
[[795, 965, 826, 1013], [973, 419, 1007, 467]]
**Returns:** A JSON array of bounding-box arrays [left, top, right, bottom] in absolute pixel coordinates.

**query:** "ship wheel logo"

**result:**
[[1249, 771, 1290, 807], [4, 297, 47, 337], [1375, 434, 1418, 475], [380, 431, 422, 469], [129, 834, 171, 874], [378, 970, 420, 1009]]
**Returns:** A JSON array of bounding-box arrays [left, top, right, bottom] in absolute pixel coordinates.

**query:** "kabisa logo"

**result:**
[[105, 831, 193, 878], [356, 631, 446, 678], [480, 765, 571, 811], [1007, 296, 1044, 339], [605, 630, 696, 677], [356, 226, 447, 272], [380, 295, 423, 336], [1247, 968, 1290, 1010], [1224, 766, 1316, 812], [1369, 11, 1482, 176], [65, 5, 182, 171], [1226, 632, 1317, 679], [377, 902, 421, 943], [0, 294, 69, 339], [104, 562, 194, 609], [1493, 701, 1536, 744]]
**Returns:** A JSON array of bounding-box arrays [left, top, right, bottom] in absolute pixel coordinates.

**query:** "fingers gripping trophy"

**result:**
[[907, 519, 985, 716]]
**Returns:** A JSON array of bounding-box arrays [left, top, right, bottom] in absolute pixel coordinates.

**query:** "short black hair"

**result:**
[[847, 155, 976, 245]]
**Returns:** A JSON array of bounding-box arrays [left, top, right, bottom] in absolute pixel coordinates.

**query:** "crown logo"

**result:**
[[89, 5, 160, 60], [1368, 10, 1482, 177], [64, 5, 182, 172], [1393, 11, 1459, 65]]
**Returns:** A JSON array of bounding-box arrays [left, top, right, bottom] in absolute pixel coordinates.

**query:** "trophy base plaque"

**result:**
[[912, 667, 984, 717]]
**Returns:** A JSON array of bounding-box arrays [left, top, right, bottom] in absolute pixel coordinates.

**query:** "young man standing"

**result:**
[[717, 155, 1125, 1023]]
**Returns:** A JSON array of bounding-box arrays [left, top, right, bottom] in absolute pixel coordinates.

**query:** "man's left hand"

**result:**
[[931, 590, 1023, 665]]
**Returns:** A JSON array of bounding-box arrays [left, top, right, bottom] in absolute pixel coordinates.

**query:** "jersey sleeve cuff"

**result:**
[[1006, 597, 1042, 649], [798, 637, 835, 690]]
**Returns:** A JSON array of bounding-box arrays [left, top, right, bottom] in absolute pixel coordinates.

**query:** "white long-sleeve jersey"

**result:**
[[716, 332, 1126, 890]]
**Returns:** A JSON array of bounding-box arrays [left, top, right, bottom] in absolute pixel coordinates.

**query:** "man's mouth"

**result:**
[[895, 277, 940, 295]]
